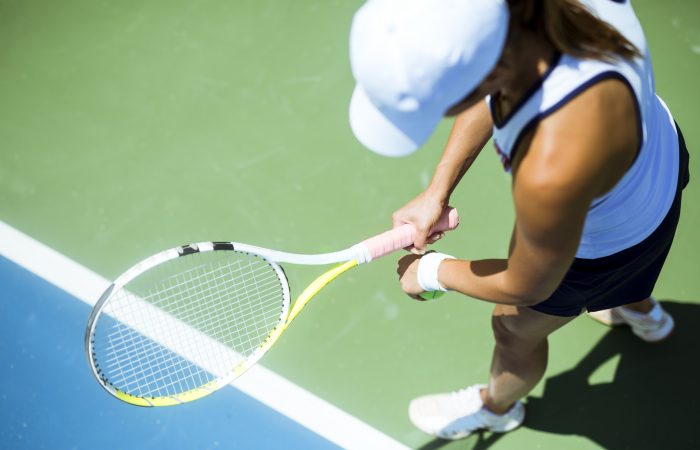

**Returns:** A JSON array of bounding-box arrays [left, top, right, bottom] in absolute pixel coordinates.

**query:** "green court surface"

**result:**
[[1, 1, 699, 449]]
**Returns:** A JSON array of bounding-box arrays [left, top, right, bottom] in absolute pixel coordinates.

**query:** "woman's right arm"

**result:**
[[393, 99, 493, 252]]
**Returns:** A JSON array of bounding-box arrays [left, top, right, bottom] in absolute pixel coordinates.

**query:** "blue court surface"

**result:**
[[0, 256, 339, 450]]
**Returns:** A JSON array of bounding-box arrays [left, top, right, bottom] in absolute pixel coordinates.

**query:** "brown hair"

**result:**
[[508, 0, 641, 61]]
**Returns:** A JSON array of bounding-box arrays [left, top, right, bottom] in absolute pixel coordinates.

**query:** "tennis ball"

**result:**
[[419, 291, 445, 301]]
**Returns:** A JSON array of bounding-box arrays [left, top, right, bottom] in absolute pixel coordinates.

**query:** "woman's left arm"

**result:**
[[433, 153, 598, 305], [398, 79, 639, 305], [400, 158, 596, 306]]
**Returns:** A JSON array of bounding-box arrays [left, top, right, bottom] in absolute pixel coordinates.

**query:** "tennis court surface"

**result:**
[[1, 1, 699, 449]]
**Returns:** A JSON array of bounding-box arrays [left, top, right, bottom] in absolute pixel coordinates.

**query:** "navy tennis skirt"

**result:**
[[531, 124, 691, 317]]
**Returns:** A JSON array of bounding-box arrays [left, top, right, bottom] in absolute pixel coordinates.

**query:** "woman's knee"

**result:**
[[491, 309, 549, 353], [490, 304, 574, 352], [491, 314, 538, 352]]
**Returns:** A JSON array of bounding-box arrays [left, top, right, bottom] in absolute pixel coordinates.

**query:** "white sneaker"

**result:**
[[587, 297, 674, 342], [408, 384, 524, 440]]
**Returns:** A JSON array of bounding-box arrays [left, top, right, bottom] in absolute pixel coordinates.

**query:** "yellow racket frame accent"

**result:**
[[113, 259, 359, 407], [261, 260, 358, 354]]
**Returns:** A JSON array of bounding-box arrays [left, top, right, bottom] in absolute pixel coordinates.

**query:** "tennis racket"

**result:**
[[85, 208, 459, 407]]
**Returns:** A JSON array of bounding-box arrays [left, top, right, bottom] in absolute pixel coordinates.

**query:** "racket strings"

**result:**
[[99, 256, 279, 396], [92, 250, 288, 398]]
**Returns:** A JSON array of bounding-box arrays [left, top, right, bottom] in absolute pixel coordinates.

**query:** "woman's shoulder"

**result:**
[[521, 77, 640, 198]]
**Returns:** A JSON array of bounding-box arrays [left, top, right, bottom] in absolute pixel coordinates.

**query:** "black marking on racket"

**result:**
[[212, 242, 235, 251], [178, 244, 199, 256]]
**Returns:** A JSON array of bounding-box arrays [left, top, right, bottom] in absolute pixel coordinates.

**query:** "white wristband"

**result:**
[[417, 252, 455, 292]]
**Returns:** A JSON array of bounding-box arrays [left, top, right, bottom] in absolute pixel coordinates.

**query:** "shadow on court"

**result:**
[[416, 432, 504, 450], [525, 301, 699, 449], [416, 301, 700, 450]]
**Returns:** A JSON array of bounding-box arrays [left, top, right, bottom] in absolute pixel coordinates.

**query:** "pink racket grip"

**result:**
[[357, 207, 459, 263]]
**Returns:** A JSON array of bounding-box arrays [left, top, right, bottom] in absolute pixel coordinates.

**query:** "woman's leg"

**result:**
[[483, 304, 577, 414]]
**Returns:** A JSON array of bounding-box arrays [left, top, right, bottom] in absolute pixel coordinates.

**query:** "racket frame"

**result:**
[[85, 241, 293, 406]]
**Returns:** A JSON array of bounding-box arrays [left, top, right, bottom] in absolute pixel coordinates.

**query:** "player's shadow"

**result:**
[[416, 300, 700, 450], [524, 300, 699, 450]]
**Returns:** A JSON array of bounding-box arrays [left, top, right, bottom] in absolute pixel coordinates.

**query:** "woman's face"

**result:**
[[444, 63, 509, 117], [443, 24, 526, 117]]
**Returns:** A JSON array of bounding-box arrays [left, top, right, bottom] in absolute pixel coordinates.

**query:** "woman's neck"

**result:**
[[496, 27, 558, 102]]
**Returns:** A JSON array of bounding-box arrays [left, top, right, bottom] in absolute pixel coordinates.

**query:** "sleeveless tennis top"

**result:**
[[489, 0, 680, 259]]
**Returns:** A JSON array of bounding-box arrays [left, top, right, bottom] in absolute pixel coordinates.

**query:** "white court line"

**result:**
[[0, 221, 410, 450]]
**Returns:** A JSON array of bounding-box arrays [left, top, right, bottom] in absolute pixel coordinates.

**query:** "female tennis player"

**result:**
[[348, 0, 690, 440]]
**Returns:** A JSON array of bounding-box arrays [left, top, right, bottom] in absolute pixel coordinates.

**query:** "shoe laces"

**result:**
[[450, 385, 484, 410]]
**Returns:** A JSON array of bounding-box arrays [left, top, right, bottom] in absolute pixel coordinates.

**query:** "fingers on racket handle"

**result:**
[[359, 207, 459, 262]]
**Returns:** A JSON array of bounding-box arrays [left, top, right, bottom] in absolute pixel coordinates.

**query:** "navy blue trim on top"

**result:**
[[491, 52, 562, 129], [506, 71, 643, 176]]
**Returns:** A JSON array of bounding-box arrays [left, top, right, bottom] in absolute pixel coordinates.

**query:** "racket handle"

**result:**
[[353, 207, 459, 264]]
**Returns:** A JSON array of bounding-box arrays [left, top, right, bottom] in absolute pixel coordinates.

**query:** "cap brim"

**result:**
[[349, 85, 442, 157]]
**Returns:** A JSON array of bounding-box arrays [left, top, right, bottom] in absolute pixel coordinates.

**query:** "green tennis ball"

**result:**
[[419, 291, 445, 301]]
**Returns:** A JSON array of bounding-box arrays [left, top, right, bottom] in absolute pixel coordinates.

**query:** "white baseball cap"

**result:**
[[349, 0, 509, 157]]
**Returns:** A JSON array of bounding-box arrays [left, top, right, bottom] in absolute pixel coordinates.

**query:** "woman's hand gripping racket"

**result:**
[[85, 208, 459, 406]]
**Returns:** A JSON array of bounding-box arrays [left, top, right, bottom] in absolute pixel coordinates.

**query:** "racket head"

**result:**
[[85, 242, 290, 406]]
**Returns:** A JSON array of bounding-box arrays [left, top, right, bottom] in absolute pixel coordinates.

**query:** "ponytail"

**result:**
[[508, 0, 641, 61]]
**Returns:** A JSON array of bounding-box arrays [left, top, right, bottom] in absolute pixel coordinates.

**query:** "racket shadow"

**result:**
[[524, 300, 700, 450]]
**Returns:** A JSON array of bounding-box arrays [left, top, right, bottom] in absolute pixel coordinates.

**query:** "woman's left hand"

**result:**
[[396, 254, 429, 300]]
